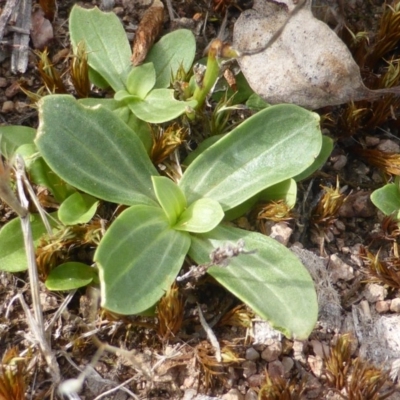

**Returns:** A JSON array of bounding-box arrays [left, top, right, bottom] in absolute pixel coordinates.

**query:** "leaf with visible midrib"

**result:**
[[36, 95, 159, 207], [179, 104, 322, 211], [189, 224, 318, 339]]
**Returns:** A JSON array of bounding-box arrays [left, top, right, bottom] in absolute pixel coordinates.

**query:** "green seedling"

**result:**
[[0, 5, 333, 339], [30, 95, 322, 339], [69, 6, 197, 124]]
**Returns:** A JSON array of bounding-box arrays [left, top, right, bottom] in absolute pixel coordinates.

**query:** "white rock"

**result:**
[[270, 222, 292, 246], [363, 283, 387, 303], [329, 254, 354, 283], [308, 355, 324, 377], [222, 389, 244, 400], [390, 298, 400, 313], [376, 300, 390, 314], [252, 320, 282, 345]]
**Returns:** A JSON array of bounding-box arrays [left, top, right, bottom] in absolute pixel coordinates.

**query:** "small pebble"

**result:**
[[376, 300, 390, 314], [308, 355, 324, 377], [334, 220, 346, 231], [221, 389, 244, 400], [371, 171, 383, 183], [365, 136, 380, 146], [247, 373, 264, 388], [293, 340, 306, 363], [14, 101, 29, 113], [241, 360, 257, 378], [390, 298, 400, 313], [376, 139, 400, 153], [329, 254, 354, 283], [268, 360, 284, 378], [339, 191, 375, 218], [244, 389, 258, 400], [113, 6, 124, 15], [270, 222, 292, 246], [363, 283, 387, 303], [261, 341, 282, 362], [0, 77, 7, 87], [1, 100, 14, 113], [353, 161, 370, 176], [281, 356, 294, 376], [245, 347, 260, 361], [332, 154, 347, 170], [101, 0, 114, 10], [5, 81, 20, 98]]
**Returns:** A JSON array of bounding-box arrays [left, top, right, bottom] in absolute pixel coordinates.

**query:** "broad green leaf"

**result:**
[[95, 205, 190, 314], [46, 262, 96, 290], [0, 125, 35, 158], [224, 195, 259, 221], [146, 29, 196, 88], [78, 98, 152, 151], [174, 198, 224, 233], [183, 134, 224, 166], [127, 89, 197, 123], [152, 176, 186, 225], [114, 90, 141, 103], [259, 179, 297, 208], [69, 6, 131, 91], [16, 144, 74, 202], [0, 213, 58, 272], [180, 104, 322, 211], [36, 95, 159, 206], [126, 113, 153, 153], [294, 136, 333, 182], [189, 224, 318, 339], [371, 183, 400, 218], [89, 67, 110, 89], [126, 63, 156, 99], [58, 193, 99, 225]]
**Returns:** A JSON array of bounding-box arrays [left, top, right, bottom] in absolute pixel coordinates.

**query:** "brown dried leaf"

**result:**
[[131, 0, 164, 66], [233, 0, 400, 109], [39, 0, 56, 21]]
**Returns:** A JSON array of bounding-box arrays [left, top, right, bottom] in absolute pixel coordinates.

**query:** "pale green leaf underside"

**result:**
[[180, 104, 322, 211], [69, 5, 131, 91], [174, 198, 224, 233], [95, 205, 191, 314], [152, 176, 187, 225], [127, 89, 197, 123], [36, 95, 159, 206], [127, 63, 156, 99], [189, 224, 318, 339]]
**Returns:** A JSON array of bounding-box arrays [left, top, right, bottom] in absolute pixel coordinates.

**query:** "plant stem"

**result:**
[[192, 39, 223, 109]]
